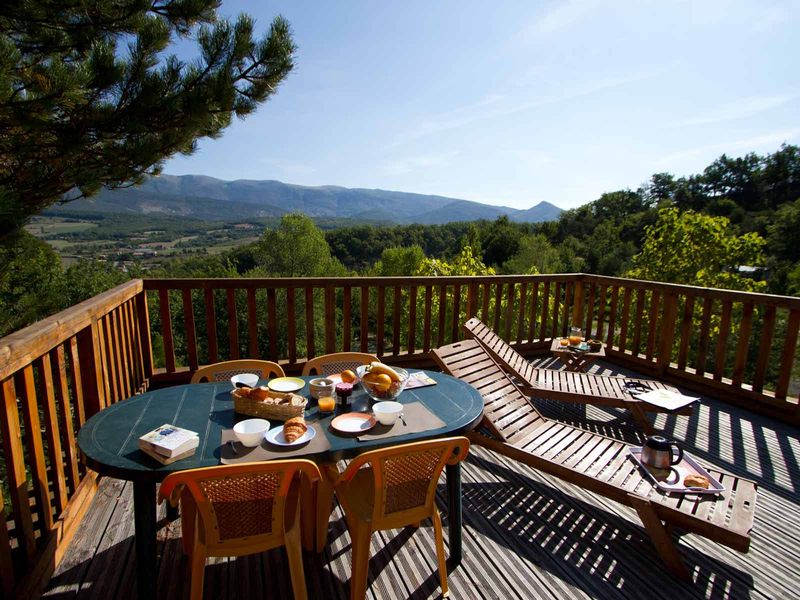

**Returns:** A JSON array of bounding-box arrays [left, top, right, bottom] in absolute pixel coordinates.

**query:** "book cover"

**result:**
[[405, 372, 437, 390], [138, 424, 199, 458]]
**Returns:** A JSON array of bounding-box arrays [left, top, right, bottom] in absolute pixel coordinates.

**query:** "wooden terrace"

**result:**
[[1, 274, 798, 598]]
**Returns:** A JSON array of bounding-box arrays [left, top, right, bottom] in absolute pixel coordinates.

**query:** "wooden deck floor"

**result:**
[[43, 360, 800, 600]]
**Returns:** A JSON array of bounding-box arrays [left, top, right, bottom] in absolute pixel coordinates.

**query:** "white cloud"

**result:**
[[386, 71, 658, 150], [672, 94, 797, 127], [514, 0, 604, 43]]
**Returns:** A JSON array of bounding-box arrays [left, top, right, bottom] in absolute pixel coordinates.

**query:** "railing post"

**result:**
[[136, 290, 154, 381], [571, 274, 585, 328], [76, 319, 107, 418], [657, 292, 678, 375]]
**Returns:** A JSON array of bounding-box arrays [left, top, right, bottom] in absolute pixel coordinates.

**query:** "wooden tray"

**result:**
[[628, 447, 724, 495]]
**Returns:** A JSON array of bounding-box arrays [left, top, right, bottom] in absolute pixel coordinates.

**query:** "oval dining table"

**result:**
[[77, 370, 484, 600]]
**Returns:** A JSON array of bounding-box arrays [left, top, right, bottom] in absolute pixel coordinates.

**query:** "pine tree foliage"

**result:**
[[0, 0, 296, 243]]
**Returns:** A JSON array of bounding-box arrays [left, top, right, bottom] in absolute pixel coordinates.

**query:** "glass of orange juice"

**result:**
[[318, 395, 335, 414], [568, 326, 583, 346]]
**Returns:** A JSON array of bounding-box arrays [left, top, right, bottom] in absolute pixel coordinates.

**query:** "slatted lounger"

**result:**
[[431, 339, 756, 579], [463, 317, 693, 434]]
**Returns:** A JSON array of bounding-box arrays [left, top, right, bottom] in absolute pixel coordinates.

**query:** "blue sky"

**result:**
[[163, 0, 800, 210]]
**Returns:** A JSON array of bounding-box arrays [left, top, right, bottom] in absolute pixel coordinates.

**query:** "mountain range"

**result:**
[[52, 174, 563, 225]]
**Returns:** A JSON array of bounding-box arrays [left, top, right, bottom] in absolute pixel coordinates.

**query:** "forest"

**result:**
[[2, 144, 799, 340]]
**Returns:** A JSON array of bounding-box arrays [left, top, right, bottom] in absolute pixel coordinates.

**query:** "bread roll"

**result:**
[[683, 474, 710, 489], [250, 386, 270, 401], [283, 417, 307, 443]]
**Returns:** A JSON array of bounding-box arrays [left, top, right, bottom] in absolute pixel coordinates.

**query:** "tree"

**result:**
[[626, 208, 766, 291], [0, 2, 295, 247], [254, 214, 345, 277], [481, 216, 521, 267], [374, 246, 425, 276], [501, 234, 563, 274]]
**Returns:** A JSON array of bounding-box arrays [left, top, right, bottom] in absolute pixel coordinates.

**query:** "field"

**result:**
[[25, 216, 98, 235]]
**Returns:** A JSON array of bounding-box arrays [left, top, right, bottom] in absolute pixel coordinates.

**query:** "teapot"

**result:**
[[641, 436, 683, 469]]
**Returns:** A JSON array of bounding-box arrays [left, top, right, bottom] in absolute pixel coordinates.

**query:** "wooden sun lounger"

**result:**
[[431, 339, 756, 579], [463, 317, 694, 433]]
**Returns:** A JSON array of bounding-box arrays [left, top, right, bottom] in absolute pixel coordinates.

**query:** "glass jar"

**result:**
[[568, 326, 583, 346]]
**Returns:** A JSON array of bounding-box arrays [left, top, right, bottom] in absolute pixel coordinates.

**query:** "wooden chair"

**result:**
[[190, 359, 285, 383], [301, 352, 377, 377], [463, 317, 693, 433], [159, 460, 321, 600], [431, 339, 756, 580], [323, 437, 469, 599]]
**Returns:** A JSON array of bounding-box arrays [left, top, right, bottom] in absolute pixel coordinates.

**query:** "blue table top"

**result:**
[[77, 370, 484, 482]]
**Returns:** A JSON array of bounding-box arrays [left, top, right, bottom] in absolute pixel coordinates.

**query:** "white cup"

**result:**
[[373, 401, 403, 426]]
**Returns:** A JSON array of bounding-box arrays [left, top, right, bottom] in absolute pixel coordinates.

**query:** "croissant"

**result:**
[[283, 416, 308, 443]]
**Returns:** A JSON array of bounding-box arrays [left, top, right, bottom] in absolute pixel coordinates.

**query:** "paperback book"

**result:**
[[138, 424, 199, 458]]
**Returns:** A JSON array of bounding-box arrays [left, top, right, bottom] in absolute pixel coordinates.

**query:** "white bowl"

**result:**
[[233, 418, 270, 447], [372, 401, 403, 426], [231, 373, 260, 389]]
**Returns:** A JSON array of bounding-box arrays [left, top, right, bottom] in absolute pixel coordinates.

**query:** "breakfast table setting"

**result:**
[[76, 363, 484, 600]]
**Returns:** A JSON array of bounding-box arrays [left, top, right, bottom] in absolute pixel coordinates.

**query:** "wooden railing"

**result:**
[[145, 275, 799, 421], [1, 273, 798, 596], [0, 280, 152, 598]]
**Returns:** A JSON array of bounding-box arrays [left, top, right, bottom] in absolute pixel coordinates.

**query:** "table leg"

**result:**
[[445, 462, 462, 567], [133, 480, 158, 600]]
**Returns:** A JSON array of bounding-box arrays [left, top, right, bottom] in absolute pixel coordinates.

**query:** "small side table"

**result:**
[[551, 338, 605, 372]]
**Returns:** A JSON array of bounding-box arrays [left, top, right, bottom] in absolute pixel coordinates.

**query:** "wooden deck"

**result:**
[[43, 360, 800, 600]]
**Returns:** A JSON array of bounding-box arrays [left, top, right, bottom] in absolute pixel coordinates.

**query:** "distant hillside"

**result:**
[[52, 174, 563, 224]]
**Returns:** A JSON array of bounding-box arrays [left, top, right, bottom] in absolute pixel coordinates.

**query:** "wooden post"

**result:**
[[657, 292, 678, 376], [571, 275, 585, 328]]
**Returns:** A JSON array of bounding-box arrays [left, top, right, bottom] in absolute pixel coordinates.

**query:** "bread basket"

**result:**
[[231, 388, 307, 420]]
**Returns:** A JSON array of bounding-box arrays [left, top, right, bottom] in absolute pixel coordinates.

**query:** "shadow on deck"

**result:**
[[43, 361, 798, 600]]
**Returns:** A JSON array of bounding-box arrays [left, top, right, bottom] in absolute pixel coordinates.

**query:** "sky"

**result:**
[[162, 0, 800, 211]]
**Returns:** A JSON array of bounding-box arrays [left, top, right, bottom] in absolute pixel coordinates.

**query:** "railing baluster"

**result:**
[[305, 286, 315, 359], [493, 283, 503, 334], [605, 286, 619, 348], [393, 285, 402, 355], [377, 285, 386, 357], [516, 282, 527, 344], [631, 289, 646, 357], [67, 337, 86, 427], [645, 291, 661, 361], [287, 288, 297, 363], [246, 288, 258, 359], [696, 297, 714, 377], [752, 305, 776, 393], [596, 285, 607, 340], [437, 284, 447, 347], [17, 365, 54, 533], [226, 289, 239, 360], [359, 286, 369, 353], [135, 290, 154, 381], [325, 285, 337, 354], [101, 316, 120, 402], [561, 280, 572, 337], [539, 281, 550, 341], [775, 309, 800, 400], [343, 285, 352, 352], [182, 289, 199, 371], [423, 285, 433, 352], [551, 281, 561, 339], [732, 303, 754, 387], [267, 288, 278, 360], [481, 283, 490, 321], [204, 287, 218, 364], [528, 282, 539, 342], [504, 283, 514, 341], [618, 287, 632, 351], [657, 293, 678, 374], [676, 294, 695, 370], [0, 376, 36, 561], [37, 354, 68, 514], [115, 307, 132, 398], [714, 301, 733, 382], [52, 345, 80, 493], [408, 286, 417, 354], [158, 288, 176, 372], [584, 282, 596, 336], [466, 282, 477, 319], [452, 283, 462, 343]]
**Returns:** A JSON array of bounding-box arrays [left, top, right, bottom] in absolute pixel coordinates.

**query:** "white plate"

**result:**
[[331, 412, 377, 434], [267, 377, 305, 393], [265, 425, 316, 447]]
